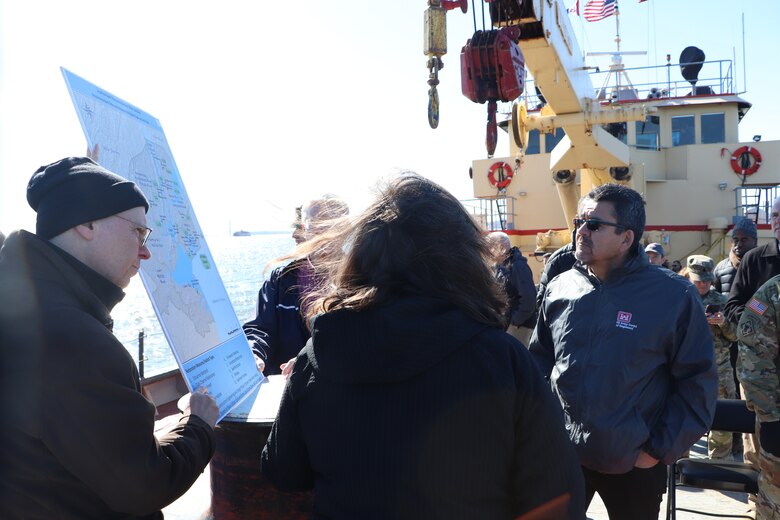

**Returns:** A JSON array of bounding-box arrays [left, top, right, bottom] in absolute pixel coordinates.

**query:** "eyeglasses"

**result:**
[[573, 217, 625, 232], [114, 215, 153, 247]]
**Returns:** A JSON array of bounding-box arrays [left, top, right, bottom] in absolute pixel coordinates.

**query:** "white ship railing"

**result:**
[[460, 196, 516, 232], [499, 58, 737, 117]]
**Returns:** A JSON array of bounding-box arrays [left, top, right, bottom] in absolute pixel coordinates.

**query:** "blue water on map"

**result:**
[[171, 244, 196, 289], [113, 232, 295, 377]]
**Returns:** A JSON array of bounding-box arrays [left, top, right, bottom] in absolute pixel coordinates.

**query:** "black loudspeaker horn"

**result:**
[[680, 46, 705, 86]]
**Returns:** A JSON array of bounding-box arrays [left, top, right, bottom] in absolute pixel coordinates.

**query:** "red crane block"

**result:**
[[460, 26, 524, 104]]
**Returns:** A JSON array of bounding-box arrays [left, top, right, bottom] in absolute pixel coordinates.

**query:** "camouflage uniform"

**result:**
[[703, 288, 738, 458], [737, 275, 780, 519], [688, 255, 739, 459]]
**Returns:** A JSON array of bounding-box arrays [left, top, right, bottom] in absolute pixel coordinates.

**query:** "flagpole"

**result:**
[[615, 0, 621, 92], [615, 0, 620, 54], [580, 1, 586, 63]]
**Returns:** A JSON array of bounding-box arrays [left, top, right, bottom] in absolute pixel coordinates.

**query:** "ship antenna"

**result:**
[[615, 0, 621, 92], [587, 1, 645, 102], [741, 11, 746, 94]]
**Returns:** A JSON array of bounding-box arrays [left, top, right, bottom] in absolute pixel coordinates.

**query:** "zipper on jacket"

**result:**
[[577, 269, 602, 425]]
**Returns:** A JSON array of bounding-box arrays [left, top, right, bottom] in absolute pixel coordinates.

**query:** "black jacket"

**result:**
[[495, 247, 536, 327], [530, 250, 717, 473], [725, 240, 780, 325], [262, 295, 585, 519], [713, 255, 737, 297], [535, 241, 577, 313], [243, 259, 310, 375], [0, 231, 215, 519]]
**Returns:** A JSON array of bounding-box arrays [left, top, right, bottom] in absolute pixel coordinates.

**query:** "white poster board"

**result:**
[[62, 68, 263, 421]]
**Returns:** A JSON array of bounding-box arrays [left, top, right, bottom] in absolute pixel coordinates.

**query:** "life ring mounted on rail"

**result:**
[[730, 146, 762, 176], [487, 161, 514, 189]]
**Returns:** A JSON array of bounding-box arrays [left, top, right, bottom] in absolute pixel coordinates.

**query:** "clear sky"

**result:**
[[1, 0, 777, 237]]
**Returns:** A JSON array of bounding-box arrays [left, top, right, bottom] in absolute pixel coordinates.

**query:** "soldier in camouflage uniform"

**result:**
[[688, 255, 738, 458], [737, 275, 780, 518]]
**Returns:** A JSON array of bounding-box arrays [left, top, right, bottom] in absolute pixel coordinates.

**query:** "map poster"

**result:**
[[62, 68, 262, 422]]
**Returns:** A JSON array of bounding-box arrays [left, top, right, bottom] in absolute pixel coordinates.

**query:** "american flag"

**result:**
[[568, 0, 580, 15], [583, 0, 617, 22], [747, 297, 769, 316]]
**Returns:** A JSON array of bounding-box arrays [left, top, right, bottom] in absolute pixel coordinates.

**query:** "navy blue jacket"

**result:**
[[243, 259, 310, 375], [495, 247, 536, 327], [530, 250, 717, 473]]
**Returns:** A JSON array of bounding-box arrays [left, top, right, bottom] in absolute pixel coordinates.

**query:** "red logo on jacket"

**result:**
[[616, 311, 637, 331]]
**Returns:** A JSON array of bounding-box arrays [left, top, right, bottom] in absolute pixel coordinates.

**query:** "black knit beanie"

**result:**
[[732, 217, 758, 239], [27, 157, 149, 239]]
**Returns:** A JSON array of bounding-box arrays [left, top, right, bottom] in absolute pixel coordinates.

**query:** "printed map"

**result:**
[[63, 68, 262, 419]]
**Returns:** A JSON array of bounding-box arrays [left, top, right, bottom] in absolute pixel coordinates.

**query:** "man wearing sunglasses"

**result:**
[[530, 183, 717, 519], [0, 157, 218, 519]]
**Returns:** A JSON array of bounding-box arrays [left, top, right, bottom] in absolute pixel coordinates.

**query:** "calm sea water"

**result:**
[[113, 233, 295, 377]]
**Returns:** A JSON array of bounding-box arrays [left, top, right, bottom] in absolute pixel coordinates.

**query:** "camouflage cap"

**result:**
[[687, 254, 715, 282]]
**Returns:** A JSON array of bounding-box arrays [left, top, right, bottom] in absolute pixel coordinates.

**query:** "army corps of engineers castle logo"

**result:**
[[616, 311, 638, 331]]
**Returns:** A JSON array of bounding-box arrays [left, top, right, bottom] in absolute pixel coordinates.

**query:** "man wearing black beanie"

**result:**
[[0, 157, 219, 519]]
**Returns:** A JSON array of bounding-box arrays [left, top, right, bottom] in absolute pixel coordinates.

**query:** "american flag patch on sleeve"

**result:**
[[747, 297, 768, 316]]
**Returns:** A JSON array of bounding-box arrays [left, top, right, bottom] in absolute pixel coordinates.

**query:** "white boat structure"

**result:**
[[425, 0, 777, 279], [151, 2, 775, 517]]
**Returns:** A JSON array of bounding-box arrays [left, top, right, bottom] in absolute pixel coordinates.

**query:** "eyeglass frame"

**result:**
[[113, 214, 153, 247], [572, 217, 626, 232]]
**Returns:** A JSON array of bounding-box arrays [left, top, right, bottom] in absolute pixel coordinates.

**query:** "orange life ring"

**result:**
[[487, 161, 514, 189], [730, 146, 762, 176]]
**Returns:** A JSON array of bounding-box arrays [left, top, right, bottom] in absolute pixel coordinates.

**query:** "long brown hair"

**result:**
[[305, 173, 507, 328]]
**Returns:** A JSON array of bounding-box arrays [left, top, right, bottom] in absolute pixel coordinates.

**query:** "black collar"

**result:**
[[48, 242, 125, 312]]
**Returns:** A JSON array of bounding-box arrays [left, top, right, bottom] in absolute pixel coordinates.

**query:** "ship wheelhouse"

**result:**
[[467, 60, 778, 278]]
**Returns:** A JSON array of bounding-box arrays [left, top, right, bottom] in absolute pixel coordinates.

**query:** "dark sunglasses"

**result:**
[[573, 217, 625, 232]]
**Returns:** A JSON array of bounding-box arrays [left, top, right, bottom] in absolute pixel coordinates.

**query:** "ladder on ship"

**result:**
[[735, 185, 780, 225], [460, 196, 516, 231]]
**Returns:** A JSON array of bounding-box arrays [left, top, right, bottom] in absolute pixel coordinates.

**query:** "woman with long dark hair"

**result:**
[[262, 173, 584, 519]]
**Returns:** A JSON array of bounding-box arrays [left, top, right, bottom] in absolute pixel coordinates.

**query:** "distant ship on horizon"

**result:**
[[231, 229, 291, 237]]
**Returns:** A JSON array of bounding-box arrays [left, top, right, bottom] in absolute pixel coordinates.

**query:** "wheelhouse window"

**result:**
[[545, 128, 565, 153], [604, 122, 627, 144], [636, 117, 660, 150], [701, 113, 726, 144], [526, 129, 540, 155], [672, 115, 695, 146]]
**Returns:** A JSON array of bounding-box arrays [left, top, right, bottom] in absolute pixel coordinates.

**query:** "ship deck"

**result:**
[[156, 416, 752, 519], [587, 433, 753, 519]]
